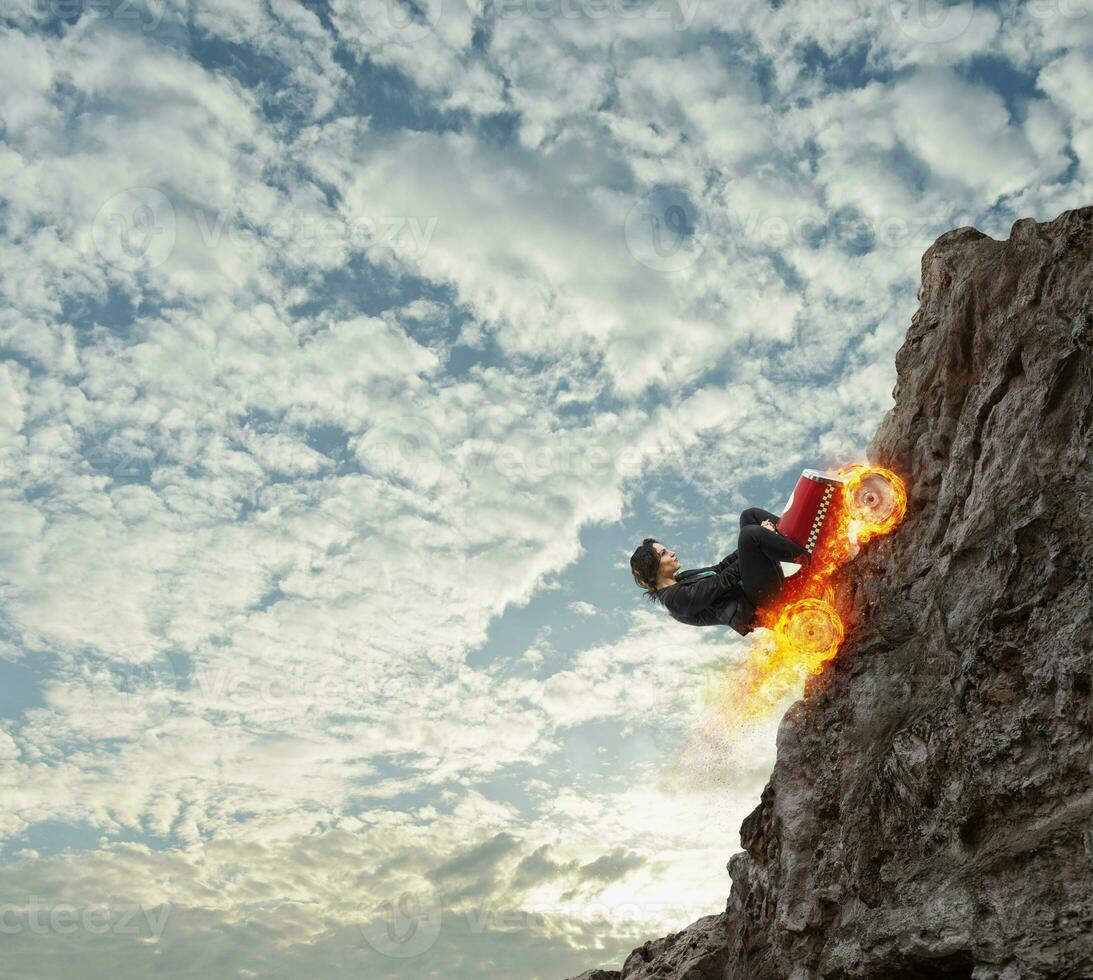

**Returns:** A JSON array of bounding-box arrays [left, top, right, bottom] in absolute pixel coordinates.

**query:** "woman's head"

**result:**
[[630, 538, 680, 599]]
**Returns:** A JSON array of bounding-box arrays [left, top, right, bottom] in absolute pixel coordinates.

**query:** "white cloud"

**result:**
[[1036, 51, 1093, 179], [1, 3, 1090, 977], [330, 0, 506, 116], [889, 67, 1038, 197], [0, 28, 57, 132], [998, 0, 1093, 69]]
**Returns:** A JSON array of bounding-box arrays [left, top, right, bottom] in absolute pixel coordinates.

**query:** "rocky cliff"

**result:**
[[570, 206, 1093, 980]]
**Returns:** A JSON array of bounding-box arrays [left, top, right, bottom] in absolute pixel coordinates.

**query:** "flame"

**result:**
[[839, 463, 908, 545], [703, 465, 907, 729]]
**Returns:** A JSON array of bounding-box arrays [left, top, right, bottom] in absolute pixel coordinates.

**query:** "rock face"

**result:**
[[568, 206, 1093, 980]]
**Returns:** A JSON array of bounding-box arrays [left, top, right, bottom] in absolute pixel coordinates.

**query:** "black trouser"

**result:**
[[737, 507, 809, 608]]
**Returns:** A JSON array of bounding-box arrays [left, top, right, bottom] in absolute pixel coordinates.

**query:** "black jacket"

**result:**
[[654, 551, 756, 636]]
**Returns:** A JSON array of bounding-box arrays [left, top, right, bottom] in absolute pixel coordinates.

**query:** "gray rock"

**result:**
[[619, 913, 729, 978], [567, 205, 1093, 979]]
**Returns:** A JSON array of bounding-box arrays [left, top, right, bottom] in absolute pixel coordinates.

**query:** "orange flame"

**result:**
[[839, 463, 908, 545], [706, 465, 907, 728]]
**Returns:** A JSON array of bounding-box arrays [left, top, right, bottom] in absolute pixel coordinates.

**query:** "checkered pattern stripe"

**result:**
[[805, 484, 835, 553]]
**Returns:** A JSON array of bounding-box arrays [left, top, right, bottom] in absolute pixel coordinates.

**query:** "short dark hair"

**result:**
[[630, 537, 663, 602]]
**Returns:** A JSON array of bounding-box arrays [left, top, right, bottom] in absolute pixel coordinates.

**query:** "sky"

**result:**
[[0, 1, 1090, 977]]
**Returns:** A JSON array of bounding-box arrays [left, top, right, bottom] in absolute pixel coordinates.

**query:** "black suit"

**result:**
[[655, 507, 798, 636]]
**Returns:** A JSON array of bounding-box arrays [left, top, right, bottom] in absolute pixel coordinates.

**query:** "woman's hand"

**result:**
[[761, 519, 777, 531]]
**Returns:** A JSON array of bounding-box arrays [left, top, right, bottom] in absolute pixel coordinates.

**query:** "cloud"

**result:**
[[426, 831, 523, 900], [889, 67, 1040, 197], [511, 842, 579, 890], [1036, 50, 1093, 178], [576, 847, 646, 886], [1, 3, 1090, 977]]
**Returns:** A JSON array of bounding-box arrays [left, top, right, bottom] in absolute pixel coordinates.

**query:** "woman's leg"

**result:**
[[736, 523, 809, 608], [740, 507, 782, 528]]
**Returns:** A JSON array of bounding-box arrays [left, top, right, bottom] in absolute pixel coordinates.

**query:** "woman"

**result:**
[[629, 508, 811, 636]]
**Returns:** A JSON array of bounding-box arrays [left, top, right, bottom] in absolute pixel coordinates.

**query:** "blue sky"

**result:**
[[0, 0, 1090, 977]]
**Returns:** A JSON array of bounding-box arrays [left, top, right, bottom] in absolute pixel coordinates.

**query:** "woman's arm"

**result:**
[[713, 550, 739, 574], [662, 568, 742, 618]]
